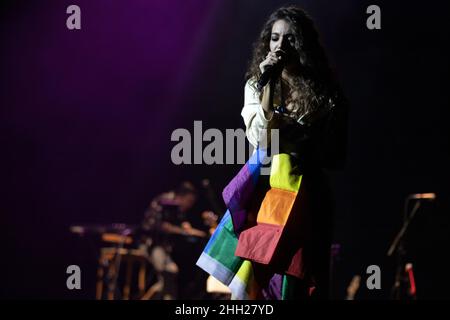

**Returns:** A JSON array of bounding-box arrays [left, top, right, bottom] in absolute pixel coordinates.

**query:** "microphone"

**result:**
[[257, 66, 275, 91], [257, 55, 285, 91], [407, 193, 436, 200]]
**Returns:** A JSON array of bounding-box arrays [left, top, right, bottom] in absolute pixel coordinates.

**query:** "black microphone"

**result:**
[[257, 66, 274, 91], [257, 64, 283, 92], [257, 51, 286, 91]]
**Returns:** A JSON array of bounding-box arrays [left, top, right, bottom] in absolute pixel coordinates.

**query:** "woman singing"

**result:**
[[197, 5, 347, 300]]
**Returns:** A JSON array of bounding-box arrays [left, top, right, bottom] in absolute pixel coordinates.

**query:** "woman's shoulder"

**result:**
[[245, 77, 258, 91], [244, 77, 260, 102]]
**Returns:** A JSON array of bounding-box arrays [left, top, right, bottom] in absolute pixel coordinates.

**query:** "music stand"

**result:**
[[387, 193, 436, 299]]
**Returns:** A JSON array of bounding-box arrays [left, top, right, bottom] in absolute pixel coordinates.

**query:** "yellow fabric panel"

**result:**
[[269, 153, 302, 192]]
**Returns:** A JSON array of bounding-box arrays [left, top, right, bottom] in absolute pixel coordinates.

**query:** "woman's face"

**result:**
[[270, 19, 296, 54]]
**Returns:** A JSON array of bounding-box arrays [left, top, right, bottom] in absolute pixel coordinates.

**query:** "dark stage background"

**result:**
[[1, 0, 450, 299]]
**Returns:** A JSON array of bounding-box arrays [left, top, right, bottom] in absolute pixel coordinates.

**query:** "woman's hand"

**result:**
[[259, 49, 285, 73], [259, 49, 285, 119]]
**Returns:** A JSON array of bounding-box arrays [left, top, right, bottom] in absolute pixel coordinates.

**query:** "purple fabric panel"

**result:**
[[222, 164, 255, 233], [262, 273, 283, 300]]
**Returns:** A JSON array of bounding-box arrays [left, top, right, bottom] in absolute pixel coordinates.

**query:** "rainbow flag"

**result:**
[[197, 149, 308, 299]]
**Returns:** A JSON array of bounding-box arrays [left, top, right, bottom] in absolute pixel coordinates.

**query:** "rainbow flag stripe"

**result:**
[[197, 149, 305, 299]]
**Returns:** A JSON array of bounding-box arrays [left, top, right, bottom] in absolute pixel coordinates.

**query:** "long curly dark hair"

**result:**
[[246, 5, 338, 121]]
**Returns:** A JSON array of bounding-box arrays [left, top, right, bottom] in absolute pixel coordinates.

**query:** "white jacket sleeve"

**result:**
[[241, 80, 274, 149]]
